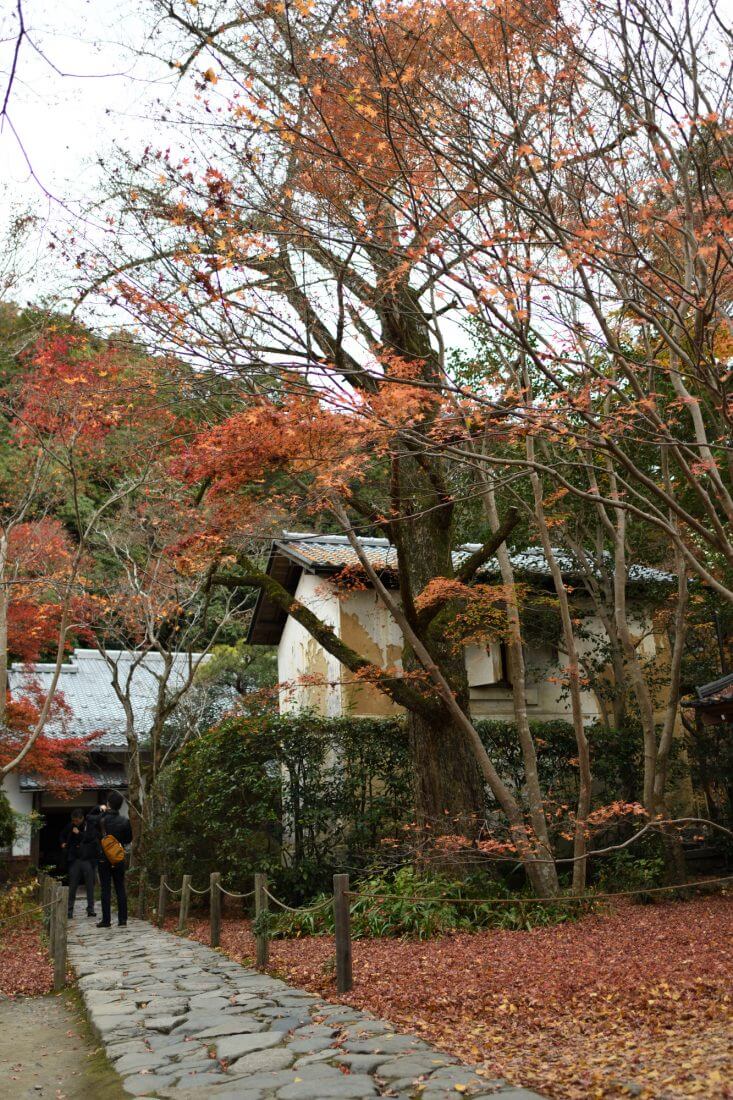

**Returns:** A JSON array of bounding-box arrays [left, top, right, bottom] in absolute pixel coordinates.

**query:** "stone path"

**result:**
[[68, 906, 545, 1100]]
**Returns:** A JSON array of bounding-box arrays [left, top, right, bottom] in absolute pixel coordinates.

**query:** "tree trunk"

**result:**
[[529, 464, 592, 894], [0, 539, 8, 727], [408, 710, 485, 830], [399, 504, 486, 827], [343, 502, 563, 898], [474, 469, 560, 896], [125, 747, 145, 869]]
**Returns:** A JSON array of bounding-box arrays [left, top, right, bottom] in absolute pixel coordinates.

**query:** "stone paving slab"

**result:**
[[68, 904, 547, 1100]]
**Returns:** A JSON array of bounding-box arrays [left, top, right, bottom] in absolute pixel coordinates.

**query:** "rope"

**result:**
[[216, 885, 255, 899], [263, 888, 333, 914], [163, 883, 183, 896], [188, 885, 210, 895], [349, 874, 733, 907], [0, 901, 57, 929]]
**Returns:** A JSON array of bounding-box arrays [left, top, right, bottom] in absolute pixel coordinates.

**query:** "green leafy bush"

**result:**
[[147, 712, 413, 899], [145, 717, 283, 894], [597, 848, 666, 898], [0, 790, 16, 850], [148, 708, 661, 907], [0, 875, 37, 920], [268, 866, 593, 939]]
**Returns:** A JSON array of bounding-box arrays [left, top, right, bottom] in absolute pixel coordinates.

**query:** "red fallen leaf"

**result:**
[[173, 894, 733, 1100], [0, 921, 54, 996]]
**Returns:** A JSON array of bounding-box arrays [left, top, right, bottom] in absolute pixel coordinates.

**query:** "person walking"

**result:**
[[87, 791, 132, 928], [60, 809, 97, 918]]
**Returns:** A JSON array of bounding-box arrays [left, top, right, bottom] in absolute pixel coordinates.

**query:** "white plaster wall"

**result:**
[[278, 573, 343, 716], [2, 772, 33, 856], [337, 588, 404, 663], [336, 587, 403, 716], [276, 585, 656, 728]]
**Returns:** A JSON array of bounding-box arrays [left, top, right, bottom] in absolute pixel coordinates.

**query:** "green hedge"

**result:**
[[147, 711, 650, 901], [0, 790, 16, 850], [147, 712, 413, 899]]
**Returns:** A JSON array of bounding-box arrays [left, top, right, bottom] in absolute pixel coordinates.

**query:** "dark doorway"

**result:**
[[38, 809, 80, 876]]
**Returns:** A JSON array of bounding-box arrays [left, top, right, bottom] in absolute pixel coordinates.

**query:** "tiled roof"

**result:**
[[277, 533, 400, 571], [274, 533, 674, 583], [248, 532, 675, 644], [19, 764, 128, 791], [8, 649, 207, 749], [682, 670, 733, 706]]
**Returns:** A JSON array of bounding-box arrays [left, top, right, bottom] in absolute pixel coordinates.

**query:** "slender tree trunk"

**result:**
[[475, 471, 560, 897], [611, 503, 658, 811], [125, 732, 145, 870], [529, 466, 592, 893], [653, 547, 689, 884]]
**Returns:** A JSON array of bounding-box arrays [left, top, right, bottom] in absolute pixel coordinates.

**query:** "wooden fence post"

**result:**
[[254, 872, 269, 969], [333, 873, 353, 994], [41, 875, 52, 930], [137, 869, 147, 920], [155, 875, 165, 928], [210, 872, 221, 948], [47, 877, 56, 932], [53, 885, 69, 992], [48, 884, 56, 954], [178, 874, 191, 931]]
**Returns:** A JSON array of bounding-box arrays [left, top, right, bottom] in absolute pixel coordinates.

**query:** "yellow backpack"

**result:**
[[101, 823, 126, 865]]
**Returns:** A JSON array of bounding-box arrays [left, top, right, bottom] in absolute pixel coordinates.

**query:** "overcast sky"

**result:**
[[0, 1, 175, 306]]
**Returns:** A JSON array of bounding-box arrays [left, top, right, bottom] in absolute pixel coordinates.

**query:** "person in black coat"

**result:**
[[60, 809, 97, 918], [87, 791, 132, 928]]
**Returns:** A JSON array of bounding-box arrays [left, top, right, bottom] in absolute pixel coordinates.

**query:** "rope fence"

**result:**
[[216, 885, 255, 899], [149, 866, 732, 994], [263, 888, 333, 914], [20, 872, 70, 991], [0, 899, 58, 929]]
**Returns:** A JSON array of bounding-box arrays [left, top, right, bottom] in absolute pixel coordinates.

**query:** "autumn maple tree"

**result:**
[[84, 482, 250, 865], [0, 320, 199, 791], [80, 0, 579, 895], [69, 0, 733, 893]]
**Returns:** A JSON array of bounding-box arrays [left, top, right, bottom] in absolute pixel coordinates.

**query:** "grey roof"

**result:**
[[19, 764, 128, 791], [680, 670, 733, 708], [272, 532, 674, 583], [247, 532, 674, 644], [8, 649, 208, 750]]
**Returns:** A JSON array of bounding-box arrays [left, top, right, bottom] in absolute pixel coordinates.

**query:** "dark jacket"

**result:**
[[59, 821, 83, 864], [60, 817, 98, 863], [87, 806, 133, 861]]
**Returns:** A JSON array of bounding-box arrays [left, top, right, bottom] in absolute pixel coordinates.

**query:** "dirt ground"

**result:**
[[0, 990, 125, 1100]]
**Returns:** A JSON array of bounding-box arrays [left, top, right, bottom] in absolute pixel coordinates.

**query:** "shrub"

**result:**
[[148, 708, 661, 905], [145, 718, 283, 894], [597, 847, 666, 898], [0, 875, 37, 920], [268, 866, 594, 939], [147, 712, 413, 899], [0, 790, 16, 850]]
